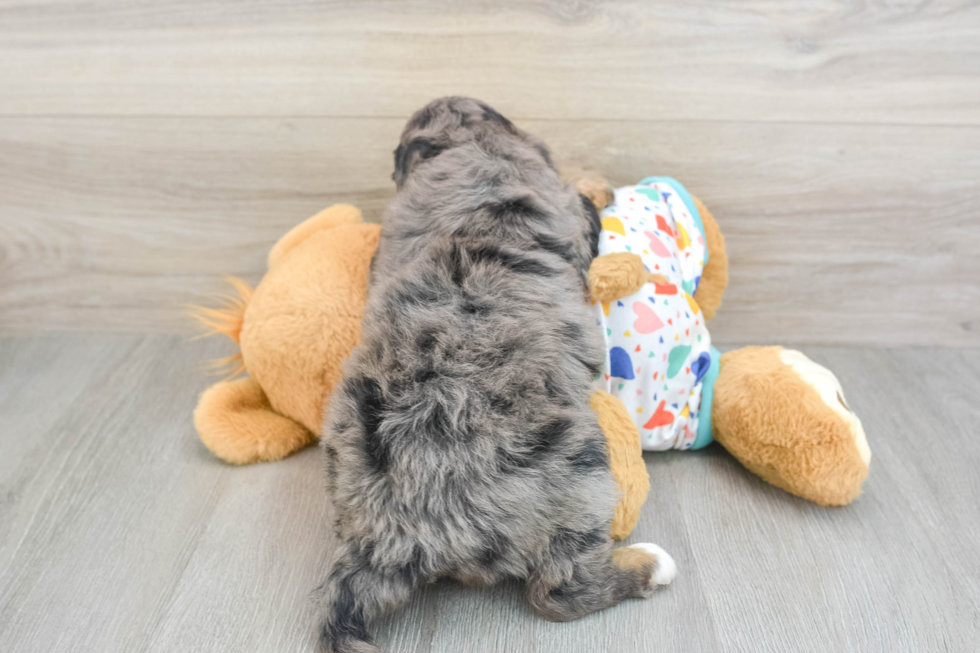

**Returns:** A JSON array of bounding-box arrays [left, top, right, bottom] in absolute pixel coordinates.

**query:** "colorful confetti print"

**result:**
[[593, 179, 713, 451]]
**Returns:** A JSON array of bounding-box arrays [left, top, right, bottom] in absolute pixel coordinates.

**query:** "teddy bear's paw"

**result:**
[[194, 378, 317, 464], [629, 542, 677, 586]]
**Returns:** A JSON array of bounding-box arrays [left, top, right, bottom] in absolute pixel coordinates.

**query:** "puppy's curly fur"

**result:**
[[315, 97, 672, 653]]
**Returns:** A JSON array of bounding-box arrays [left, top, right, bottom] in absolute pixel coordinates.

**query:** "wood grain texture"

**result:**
[[1, 335, 979, 652], [2, 117, 978, 344], [1, 0, 979, 342], [1, 0, 978, 125]]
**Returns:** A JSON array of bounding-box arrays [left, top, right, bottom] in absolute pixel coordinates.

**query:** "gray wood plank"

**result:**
[[675, 346, 980, 653], [2, 117, 978, 345], [1, 0, 978, 125], [1, 335, 979, 652], [0, 334, 144, 574], [0, 334, 319, 652]]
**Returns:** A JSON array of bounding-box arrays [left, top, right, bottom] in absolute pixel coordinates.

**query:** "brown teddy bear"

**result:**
[[580, 177, 869, 509], [191, 204, 380, 465], [191, 188, 869, 541]]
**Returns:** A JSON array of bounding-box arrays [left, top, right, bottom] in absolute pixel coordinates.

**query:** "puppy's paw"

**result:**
[[630, 542, 677, 586]]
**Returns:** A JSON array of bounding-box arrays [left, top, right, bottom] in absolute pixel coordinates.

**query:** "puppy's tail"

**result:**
[[316, 568, 378, 653], [315, 543, 417, 653]]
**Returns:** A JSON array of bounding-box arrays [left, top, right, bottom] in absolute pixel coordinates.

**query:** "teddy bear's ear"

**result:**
[[574, 178, 615, 213], [268, 204, 363, 269], [691, 196, 727, 321]]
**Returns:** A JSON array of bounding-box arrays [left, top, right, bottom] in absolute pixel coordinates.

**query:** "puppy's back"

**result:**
[[326, 97, 612, 558], [315, 98, 668, 653]]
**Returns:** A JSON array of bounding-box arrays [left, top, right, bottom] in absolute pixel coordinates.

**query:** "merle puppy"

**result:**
[[316, 97, 675, 653]]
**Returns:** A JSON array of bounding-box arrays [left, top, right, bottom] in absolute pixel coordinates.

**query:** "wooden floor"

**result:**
[[1, 333, 978, 652]]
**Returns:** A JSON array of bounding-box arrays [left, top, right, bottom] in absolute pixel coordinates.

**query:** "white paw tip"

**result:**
[[631, 542, 677, 585]]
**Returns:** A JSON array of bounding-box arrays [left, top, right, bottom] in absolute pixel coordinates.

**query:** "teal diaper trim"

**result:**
[[691, 346, 721, 450], [637, 176, 708, 266]]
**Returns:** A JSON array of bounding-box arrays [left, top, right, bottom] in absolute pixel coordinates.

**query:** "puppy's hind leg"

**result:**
[[527, 531, 676, 622], [314, 541, 418, 653]]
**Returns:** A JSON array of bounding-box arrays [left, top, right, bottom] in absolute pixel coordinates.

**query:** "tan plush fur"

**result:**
[[591, 390, 650, 540], [588, 252, 648, 303], [691, 196, 728, 321], [583, 189, 869, 513], [267, 204, 364, 269], [241, 219, 380, 435], [712, 346, 869, 506], [194, 377, 316, 464], [574, 177, 616, 213], [192, 205, 381, 464], [188, 276, 254, 345], [587, 253, 671, 305]]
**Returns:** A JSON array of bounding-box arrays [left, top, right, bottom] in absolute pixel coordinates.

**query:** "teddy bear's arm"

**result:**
[[588, 253, 670, 303], [691, 196, 728, 321]]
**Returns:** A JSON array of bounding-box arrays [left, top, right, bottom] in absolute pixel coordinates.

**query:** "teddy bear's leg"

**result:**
[[711, 346, 871, 505], [267, 204, 364, 269], [591, 391, 650, 540], [194, 376, 316, 464]]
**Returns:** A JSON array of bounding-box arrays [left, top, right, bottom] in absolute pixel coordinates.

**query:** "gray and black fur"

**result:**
[[316, 97, 666, 653]]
